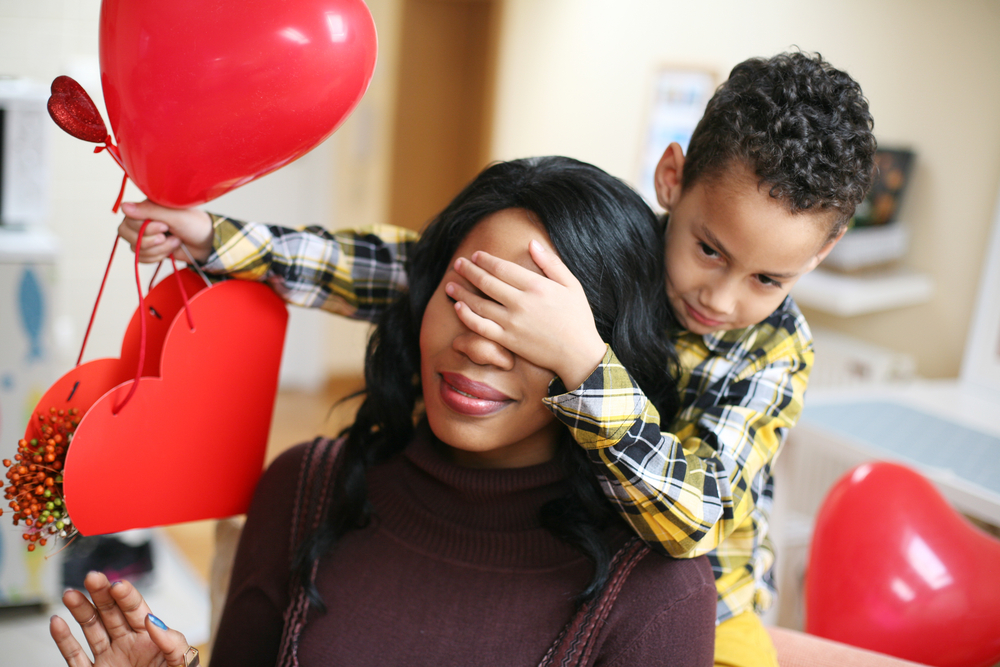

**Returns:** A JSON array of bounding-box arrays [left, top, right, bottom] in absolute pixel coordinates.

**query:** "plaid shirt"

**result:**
[[545, 299, 813, 622], [201, 215, 812, 623], [203, 213, 418, 319]]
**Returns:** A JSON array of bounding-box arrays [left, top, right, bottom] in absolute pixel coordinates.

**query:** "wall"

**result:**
[[4, 0, 999, 382], [490, 0, 1000, 378]]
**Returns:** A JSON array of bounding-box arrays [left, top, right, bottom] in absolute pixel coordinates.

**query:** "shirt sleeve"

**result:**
[[543, 340, 812, 559], [199, 213, 420, 322]]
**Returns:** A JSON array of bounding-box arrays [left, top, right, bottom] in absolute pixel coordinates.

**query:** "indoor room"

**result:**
[[1, 0, 998, 665]]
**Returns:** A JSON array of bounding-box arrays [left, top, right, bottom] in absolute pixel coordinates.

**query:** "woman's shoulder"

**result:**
[[244, 437, 345, 536], [597, 552, 717, 667]]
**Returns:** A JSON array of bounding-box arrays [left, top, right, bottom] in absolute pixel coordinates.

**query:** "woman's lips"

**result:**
[[439, 372, 512, 416], [684, 302, 725, 328]]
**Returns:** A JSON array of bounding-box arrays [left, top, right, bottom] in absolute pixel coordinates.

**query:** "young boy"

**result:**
[[120, 51, 875, 667]]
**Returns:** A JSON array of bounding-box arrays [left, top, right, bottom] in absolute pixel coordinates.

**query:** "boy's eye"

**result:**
[[757, 274, 783, 288], [699, 242, 720, 258]]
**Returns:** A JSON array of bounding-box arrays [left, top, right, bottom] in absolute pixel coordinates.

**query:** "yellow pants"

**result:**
[[714, 610, 779, 667]]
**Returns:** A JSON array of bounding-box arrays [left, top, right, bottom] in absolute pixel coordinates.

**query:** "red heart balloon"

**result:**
[[23, 271, 287, 535], [47, 75, 109, 144], [805, 462, 1000, 667], [98, 0, 377, 207]]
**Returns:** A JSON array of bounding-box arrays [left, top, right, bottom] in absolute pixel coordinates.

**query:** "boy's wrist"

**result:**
[[555, 340, 608, 392]]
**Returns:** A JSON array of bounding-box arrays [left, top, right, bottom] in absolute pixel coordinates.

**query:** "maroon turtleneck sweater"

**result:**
[[211, 431, 716, 666]]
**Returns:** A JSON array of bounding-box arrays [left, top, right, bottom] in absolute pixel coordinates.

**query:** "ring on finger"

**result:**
[[168, 646, 199, 667]]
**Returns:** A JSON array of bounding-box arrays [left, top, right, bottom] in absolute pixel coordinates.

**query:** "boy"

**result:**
[[120, 51, 875, 667]]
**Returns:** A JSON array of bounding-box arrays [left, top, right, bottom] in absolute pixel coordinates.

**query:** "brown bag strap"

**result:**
[[276, 436, 347, 667], [538, 537, 651, 667]]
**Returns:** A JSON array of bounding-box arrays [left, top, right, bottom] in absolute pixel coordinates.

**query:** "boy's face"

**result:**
[[655, 146, 841, 335]]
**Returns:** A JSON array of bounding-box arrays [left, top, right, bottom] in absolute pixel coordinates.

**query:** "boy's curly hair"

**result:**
[[683, 51, 877, 234]]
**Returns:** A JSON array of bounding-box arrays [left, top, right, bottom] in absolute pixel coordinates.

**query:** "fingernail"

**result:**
[[62, 588, 75, 597], [530, 240, 543, 252], [110, 581, 123, 587], [454, 258, 463, 270], [445, 283, 454, 295], [470, 251, 480, 262], [148, 614, 168, 630]]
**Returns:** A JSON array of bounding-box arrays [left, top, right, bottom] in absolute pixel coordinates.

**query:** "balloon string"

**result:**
[[148, 261, 163, 293], [94, 134, 128, 213], [113, 218, 152, 415], [77, 234, 120, 367], [112, 172, 129, 214], [170, 254, 196, 331]]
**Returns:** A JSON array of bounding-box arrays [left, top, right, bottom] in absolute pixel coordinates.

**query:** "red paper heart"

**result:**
[[98, 0, 377, 207], [24, 271, 287, 535], [805, 462, 1000, 667], [47, 75, 108, 144]]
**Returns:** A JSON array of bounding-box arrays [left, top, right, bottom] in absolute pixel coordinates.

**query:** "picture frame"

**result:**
[[636, 66, 716, 209]]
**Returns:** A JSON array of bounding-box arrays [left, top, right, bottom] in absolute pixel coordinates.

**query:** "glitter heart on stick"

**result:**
[[47, 75, 109, 145], [46, 75, 128, 210]]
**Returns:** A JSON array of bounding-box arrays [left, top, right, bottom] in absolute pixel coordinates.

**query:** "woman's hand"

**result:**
[[119, 200, 214, 264], [50, 571, 197, 667]]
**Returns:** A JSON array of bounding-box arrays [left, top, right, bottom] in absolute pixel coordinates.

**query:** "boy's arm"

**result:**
[[118, 200, 419, 323], [450, 241, 811, 558], [544, 338, 811, 558], [202, 213, 419, 321]]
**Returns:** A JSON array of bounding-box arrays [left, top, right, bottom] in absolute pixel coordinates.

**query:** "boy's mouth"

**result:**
[[683, 302, 725, 329]]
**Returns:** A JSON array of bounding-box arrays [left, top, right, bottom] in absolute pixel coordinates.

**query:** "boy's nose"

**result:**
[[701, 280, 738, 316], [452, 331, 516, 370]]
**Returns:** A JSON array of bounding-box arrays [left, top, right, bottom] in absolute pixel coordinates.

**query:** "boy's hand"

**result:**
[[118, 200, 214, 264], [448, 239, 607, 390]]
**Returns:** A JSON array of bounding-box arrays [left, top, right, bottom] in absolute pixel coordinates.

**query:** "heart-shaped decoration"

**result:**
[[47, 75, 108, 144], [805, 462, 1000, 667], [23, 271, 287, 535], [98, 0, 377, 207]]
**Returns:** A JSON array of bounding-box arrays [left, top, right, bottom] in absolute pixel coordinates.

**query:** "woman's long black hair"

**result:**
[[297, 156, 680, 607]]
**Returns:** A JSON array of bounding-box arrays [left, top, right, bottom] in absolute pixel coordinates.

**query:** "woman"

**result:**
[[51, 157, 716, 667]]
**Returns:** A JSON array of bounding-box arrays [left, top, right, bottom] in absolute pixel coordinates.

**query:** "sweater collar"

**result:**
[[367, 424, 584, 568]]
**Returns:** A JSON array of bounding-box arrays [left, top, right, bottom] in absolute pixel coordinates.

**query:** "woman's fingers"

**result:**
[[145, 614, 195, 666], [108, 578, 155, 632], [61, 588, 112, 658], [50, 614, 95, 667], [84, 572, 150, 640]]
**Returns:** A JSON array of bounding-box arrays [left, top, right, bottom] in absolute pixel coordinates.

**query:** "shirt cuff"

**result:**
[[200, 214, 271, 281], [543, 346, 646, 449]]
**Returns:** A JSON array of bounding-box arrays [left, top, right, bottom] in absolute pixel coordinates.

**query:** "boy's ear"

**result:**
[[653, 142, 686, 211], [807, 225, 848, 271]]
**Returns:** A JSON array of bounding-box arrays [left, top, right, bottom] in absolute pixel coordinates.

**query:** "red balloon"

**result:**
[[99, 0, 377, 207], [805, 461, 1000, 667]]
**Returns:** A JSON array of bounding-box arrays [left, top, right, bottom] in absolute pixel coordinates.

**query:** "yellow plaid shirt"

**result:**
[[202, 215, 813, 623]]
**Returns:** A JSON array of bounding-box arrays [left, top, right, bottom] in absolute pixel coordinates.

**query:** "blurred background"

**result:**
[[1, 0, 999, 662]]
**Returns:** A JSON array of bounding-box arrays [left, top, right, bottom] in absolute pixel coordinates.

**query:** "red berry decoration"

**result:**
[[3, 407, 79, 552]]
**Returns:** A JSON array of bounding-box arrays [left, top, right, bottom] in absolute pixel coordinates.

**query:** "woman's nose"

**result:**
[[452, 331, 516, 370]]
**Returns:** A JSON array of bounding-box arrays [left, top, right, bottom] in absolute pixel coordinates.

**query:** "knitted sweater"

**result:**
[[211, 430, 717, 666]]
